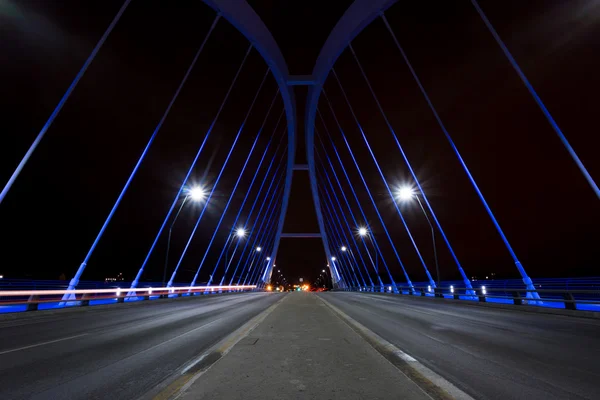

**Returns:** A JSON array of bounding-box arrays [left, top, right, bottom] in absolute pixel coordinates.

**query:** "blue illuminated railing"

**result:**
[[340, 277, 600, 312], [0, 280, 257, 314]]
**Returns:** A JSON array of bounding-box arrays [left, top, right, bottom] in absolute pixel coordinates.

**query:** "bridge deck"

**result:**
[[179, 292, 430, 399]]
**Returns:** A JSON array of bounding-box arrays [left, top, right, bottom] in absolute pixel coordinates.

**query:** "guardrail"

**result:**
[[342, 283, 600, 312], [0, 285, 258, 313]]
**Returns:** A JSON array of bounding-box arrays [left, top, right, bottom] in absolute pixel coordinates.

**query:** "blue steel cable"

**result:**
[[327, 75, 436, 288], [196, 102, 283, 286], [228, 150, 287, 285], [318, 205, 358, 288], [314, 153, 374, 286], [470, 1, 600, 201], [316, 127, 388, 289], [315, 169, 367, 287], [63, 16, 222, 297], [316, 163, 372, 288], [315, 126, 390, 289], [235, 176, 285, 286], [319, 179, 375, 289], [256, 216, 280, 284], [229, 150, 287, 283], [0, 0, 134, 205], [380, 13, 538, 296], [251, 186, 284, 285], [205, 119, 285, 287], [237, 173, 285, 285], [320, 206, 362, 289], [189, 93, 282, 287], [252, 187, 285, 285], [314, 148, 377, 288], [317, 192, 361, 288], [243, 188, 284, 285], [166, 67, 270, 287], [348, 43, 473, 290], [316, 111, 413, 292], [130, 42, 252, 290]]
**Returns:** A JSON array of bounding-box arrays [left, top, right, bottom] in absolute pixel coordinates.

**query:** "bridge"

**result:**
[[1, 0, 599, 399]]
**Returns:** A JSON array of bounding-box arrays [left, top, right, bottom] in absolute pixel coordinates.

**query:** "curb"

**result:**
[[318, 295, 474, 400], [147, 293, 287, 400]]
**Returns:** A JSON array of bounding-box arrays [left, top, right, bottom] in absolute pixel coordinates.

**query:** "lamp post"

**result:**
[[397, 186, 440, 286], [358, 226, 383, 291], [163, 186, 205, 287], [223, 228, 246, 288]]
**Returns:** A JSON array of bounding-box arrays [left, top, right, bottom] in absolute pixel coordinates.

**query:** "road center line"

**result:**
[[0, 333, 89, 356]]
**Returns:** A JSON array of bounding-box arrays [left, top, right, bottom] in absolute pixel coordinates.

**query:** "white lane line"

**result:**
[[0, 333, 89, 356]]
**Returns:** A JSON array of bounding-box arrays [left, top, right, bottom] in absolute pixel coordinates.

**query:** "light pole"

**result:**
[[163, 186, 205, 287], [358, 226, 384, 291], [223, 228, 246, 287], [397, 186, 440, 286]]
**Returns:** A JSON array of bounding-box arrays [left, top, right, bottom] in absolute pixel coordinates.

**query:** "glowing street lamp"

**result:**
[[266, 257, 271, 261], [331, 257, 336, 262], [163, 185, 206, 286], [396, 186, 414, 202], [236, 228, 246, 238], [358, 227, 368, 237], [256, 246, 262, 252], [341, 246, 347, 252], [188, 186, 206, 202], [396, 184, 440, 285]]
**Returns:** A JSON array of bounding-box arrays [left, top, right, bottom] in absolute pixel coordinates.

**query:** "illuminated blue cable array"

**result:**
[[188, 90, 280, 287], [166, 65, 269, 287], [228, 151, 286, 286], [328, 74, 436, 288], [314, 148, 376, 288], [317, 106, 413, 291], [347, 43, 473, 290], [131, 43, 252, 289], [380, 13, 538, 297], [63, 17, 223, 298]]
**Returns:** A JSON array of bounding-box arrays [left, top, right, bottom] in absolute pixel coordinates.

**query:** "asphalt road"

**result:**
[[0, 292, 280, 400], [320, 292, 600, 400]]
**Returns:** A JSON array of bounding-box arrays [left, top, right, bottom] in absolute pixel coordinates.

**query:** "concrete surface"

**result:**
[[179, 292, 430, 400], [320, 292, 600, 400], [0, 292, 279, 400]]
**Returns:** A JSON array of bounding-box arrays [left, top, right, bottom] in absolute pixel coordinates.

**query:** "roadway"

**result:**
[[0, 292, 279, 400], [320, 292, 600, 400]]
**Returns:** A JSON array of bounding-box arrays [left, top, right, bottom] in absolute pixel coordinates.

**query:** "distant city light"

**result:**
[[481, 285, 487, 295]]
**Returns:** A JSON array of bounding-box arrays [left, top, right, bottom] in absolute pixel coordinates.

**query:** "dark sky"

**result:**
[[1, 0, 599, 287]]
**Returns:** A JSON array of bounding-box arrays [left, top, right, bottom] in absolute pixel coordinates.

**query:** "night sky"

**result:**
[[1, 1, 599, 287]]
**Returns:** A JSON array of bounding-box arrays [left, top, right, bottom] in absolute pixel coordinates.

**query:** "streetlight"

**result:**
[[226, 227, 246, 275], [357, 225, 383, 291], [163, 185, 205, 286], [341, 246, 347, 252], [266, 257, 271, 261], [396, 185, 440, 285], [331, 256, 336, 261], [256, 246, 262, 252]]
